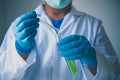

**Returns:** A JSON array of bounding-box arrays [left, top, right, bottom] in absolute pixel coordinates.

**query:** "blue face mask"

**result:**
[[45, 0, 72, 9]]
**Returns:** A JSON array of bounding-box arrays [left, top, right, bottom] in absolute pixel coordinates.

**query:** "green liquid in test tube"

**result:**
[[66, 60, 78, 74], [36, 14, 79, 74]]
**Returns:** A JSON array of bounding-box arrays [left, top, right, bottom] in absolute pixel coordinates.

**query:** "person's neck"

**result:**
[[44, 2, 71, 20]]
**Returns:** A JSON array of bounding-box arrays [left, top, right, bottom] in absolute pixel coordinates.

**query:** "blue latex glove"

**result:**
[[58, 35, 97, 67], [12, 11, 39, 54]]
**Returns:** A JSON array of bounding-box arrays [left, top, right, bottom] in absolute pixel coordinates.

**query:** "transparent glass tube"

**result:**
[[37, 14, 79, 75], [66, 60, 78, 74]]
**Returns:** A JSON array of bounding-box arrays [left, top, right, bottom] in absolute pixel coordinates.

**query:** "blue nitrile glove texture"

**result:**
[[12, 11, 39, 54], [58, 35, 97, 67]]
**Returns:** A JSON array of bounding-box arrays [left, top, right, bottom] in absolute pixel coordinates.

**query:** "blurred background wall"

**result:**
[[0, 0, 120, 62], [0, 0, 5, 44]]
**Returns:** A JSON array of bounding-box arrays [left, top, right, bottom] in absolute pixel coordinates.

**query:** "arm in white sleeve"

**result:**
[[93, 25, 120, 80], [0, 26, 36, 80]]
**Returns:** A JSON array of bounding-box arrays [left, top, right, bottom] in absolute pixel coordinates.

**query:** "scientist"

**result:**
[[0, 0, 120, 80]]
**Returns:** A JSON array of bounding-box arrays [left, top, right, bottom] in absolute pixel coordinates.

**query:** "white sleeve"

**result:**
[[0, 26, 36, 80], [93, 25, 120, 80]]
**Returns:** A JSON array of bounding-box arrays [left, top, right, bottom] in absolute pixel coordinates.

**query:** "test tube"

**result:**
[[36, 14, 79, 74], [66, 60, 78, 74]]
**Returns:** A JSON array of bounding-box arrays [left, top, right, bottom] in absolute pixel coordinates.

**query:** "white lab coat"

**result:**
[[0, 4, 120, 80]]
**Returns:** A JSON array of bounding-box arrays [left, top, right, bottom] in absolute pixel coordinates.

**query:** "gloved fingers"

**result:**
[[15, 29, 37, 40], [60, 43, 88, 57], [65, 45, 91, 60], [15, 24, 38, 40], [21, 31, 37, 43], [15, 18, 39, 32], [19, 39, 35, 50], [17, 31, 36, 50], [65, 53, 86, 60], [14, 11, 37, 26], [58, 35, 90, 51], [58, 35, 80, 45], [60, 47, 83, 57], [24, 23, 39, 33], [80, 48, 97, 67], [81, 36, 90, 43], [58, 39, 82, 51]]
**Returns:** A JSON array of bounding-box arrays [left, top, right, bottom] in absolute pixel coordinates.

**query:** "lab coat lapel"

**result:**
[[35, 4, 53, 27], [60, 11, 75, 32], [60, 7, 82, 33]]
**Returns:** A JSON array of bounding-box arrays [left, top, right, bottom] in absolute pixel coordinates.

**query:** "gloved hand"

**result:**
[[58, 35, 97, 67], [12, 11, 39, 54]]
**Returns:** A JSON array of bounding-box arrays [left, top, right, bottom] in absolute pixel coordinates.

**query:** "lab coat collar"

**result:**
[[59, 6, 85, 33], [35, 3, 84, 18], [35, 3, 55, 27], [35, 3, 85, 33]]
